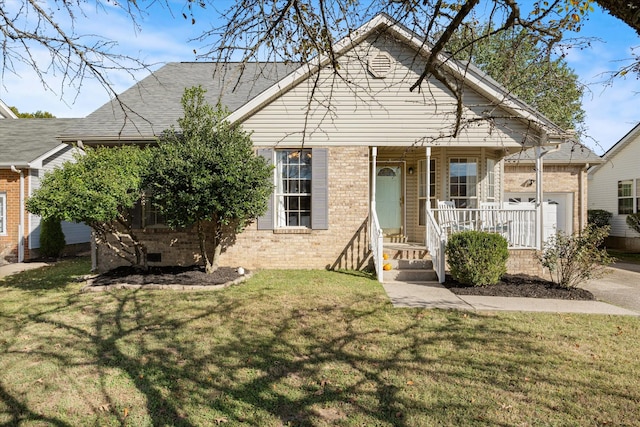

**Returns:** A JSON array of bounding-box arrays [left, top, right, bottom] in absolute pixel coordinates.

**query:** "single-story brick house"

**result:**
[[588, 123, 640, 250], [59, 14, 587, 280], [0, 118, 92, 264]]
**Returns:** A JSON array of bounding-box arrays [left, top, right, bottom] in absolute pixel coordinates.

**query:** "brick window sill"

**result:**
[[273, 228, 312, 234]]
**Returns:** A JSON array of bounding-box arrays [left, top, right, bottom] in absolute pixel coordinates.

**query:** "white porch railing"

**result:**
[[425, 209, 446, 283], [433, 207, 539, 249], [370, 209, 384, 283]]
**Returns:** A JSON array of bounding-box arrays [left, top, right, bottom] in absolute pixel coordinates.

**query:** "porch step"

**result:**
[[383, 268, 438, 282], [382, 258, 437, 282], [383, 243, 430, 260]]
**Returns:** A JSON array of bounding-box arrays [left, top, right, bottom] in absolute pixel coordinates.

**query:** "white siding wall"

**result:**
[[588, 131, 640, 238], [243, 33, 540, 148], [29, 145, 91, 248]]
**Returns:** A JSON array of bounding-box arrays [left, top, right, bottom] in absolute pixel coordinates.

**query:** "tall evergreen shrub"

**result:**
[[39, 217, 66, 258]]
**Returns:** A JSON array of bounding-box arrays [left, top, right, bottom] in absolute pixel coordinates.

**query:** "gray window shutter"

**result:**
[[312, 148, 329, 229], [257, 149, 274, 230]]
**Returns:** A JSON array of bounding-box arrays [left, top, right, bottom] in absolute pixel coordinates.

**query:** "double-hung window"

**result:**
[[618, 180, 634, 214], [0, 193, 6, 235], [486, 159, 496, 202], [449, 158, 477, 208], [276, 149, 312, 227], [618, 179, 640, 214], [257, 148, 328, 231]]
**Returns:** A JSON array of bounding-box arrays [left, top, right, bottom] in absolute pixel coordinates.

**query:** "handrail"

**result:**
[[426, 209, 446, 283], [370, 209, 384, 283]]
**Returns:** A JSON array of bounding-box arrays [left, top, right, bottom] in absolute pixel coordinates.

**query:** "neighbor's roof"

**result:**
[[504, 141, 602, 165], [60, 62, 298, 142], [0, 118, 79, 167], [588, 122, 640, 174]]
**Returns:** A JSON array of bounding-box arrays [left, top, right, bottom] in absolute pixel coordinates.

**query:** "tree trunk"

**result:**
[[197, 219, 221, 274]]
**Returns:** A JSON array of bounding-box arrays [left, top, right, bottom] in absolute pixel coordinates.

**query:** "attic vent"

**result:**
[[368, 53, 393, 78]]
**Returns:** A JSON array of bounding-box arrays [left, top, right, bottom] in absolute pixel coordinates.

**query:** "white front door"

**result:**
[[376, 165, 402, 235]]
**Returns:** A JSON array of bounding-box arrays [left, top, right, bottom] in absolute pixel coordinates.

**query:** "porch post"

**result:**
[[371, 147, 377, 213], [535, 146, 544, 250], [425, 146, 431, 245]]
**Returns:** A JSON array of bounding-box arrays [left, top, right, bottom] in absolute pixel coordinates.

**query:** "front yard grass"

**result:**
[[1, 259, 639, 426], [608, 249, 640, 264]]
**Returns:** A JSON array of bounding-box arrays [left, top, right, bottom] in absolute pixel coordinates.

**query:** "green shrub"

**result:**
[[39, 217, 66, 258], [445, 231, 509, 286], [587, 209, 612, 229], [626, 213, 640, 234], [538, 224, 613, 288]]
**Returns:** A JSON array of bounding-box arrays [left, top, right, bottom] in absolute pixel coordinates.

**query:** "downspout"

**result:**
[[580, 163, 590, 231], [10, 165, 24, 262]]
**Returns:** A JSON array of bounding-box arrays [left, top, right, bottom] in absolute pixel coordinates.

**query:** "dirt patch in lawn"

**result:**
[[443, 274, 595, 300], [83, 265, 249, 291]]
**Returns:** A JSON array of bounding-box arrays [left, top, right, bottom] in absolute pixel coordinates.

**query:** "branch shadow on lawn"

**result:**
[[1, 269, 638, 426]]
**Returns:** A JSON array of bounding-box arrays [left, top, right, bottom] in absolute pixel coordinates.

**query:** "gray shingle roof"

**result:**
[[0, 118, 79, 165], [61, 62, 298, 141], [504, 141, 602, 164]]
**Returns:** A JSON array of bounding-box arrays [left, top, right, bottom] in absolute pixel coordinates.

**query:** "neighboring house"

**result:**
[[504, 142, 602, 236], [0, 119, 91, 264], [588, 123, 640, 251], [0, 100, 18, 119], [60, 14, 579, 279]]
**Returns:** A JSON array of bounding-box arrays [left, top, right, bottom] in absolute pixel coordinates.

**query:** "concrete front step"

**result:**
[[383, 268, 438, 282], [383, 248, 430, 260], [385, 259, 433, 270]]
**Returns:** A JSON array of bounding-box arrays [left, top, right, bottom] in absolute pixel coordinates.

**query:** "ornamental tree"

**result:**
[[147, 86, 273, 273], [26, 145, 152, 268]]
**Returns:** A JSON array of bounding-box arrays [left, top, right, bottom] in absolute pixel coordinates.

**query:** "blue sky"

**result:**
[[1, 2, 638, 154]]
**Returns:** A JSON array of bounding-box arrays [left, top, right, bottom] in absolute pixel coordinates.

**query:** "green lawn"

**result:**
[[1, 259, 639, 426], [609, 250, 640, 264]]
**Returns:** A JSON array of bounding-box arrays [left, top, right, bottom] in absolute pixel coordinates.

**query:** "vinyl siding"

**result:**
[[29, 145, 91, 248], [589, 131, 640, 238], [243, 32, 540, 148]]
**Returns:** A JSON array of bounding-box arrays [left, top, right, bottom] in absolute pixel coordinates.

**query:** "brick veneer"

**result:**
[[96, 146, 371, 271], [507, 249, 545, 278], [504, 164, 587, 232]]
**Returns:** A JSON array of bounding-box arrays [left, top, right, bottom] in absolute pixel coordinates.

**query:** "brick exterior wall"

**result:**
[[504, 163, 587, 233], [507, 249, 545, 277], [0, 169, 31, 265], [96, 146, 372, 272]]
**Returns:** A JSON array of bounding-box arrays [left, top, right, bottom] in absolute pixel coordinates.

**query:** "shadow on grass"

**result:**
[[1, 268, 638, 426], [0, 258, 90, 291]]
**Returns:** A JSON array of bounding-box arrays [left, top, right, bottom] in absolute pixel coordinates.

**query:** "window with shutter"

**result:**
[[257, 147, 328, 230]]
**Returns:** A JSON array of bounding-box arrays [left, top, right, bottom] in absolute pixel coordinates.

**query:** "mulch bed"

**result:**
[[443, 274, 595, 300], [83, 265, 249, 291]]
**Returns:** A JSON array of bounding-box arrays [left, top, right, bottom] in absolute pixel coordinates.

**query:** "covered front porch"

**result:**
[[369, 145, 558, 283]]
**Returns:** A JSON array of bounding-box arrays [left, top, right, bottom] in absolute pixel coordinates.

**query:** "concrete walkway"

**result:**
[[383, 270, 640, 316], [0, 262, 50, 279]]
